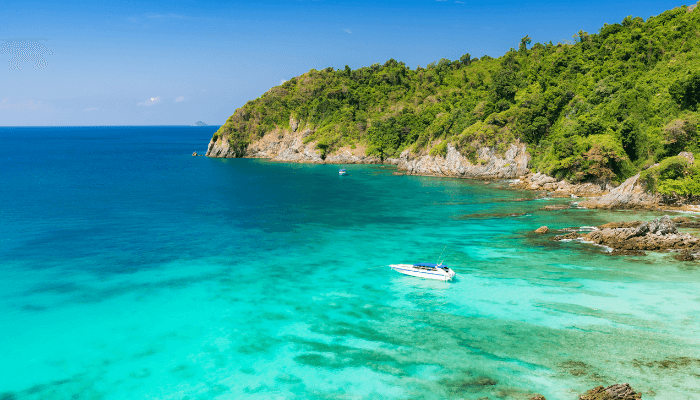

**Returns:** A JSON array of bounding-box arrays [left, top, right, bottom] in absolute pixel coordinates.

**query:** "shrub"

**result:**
[[640, 155, 692, 192], [429, 141, 448, 157]]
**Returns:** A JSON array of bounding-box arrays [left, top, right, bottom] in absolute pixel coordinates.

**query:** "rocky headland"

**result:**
[[550, 216, 700, 258], [206, 121, 699, 212]]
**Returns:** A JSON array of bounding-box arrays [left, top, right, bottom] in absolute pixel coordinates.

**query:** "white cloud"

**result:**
[[0, 98, 44, 110], [137, 97, 161, 106], [343, 28, 352, 34], [455, 1, 465, 3], [84, 107, 98, 111], [174, 96, 185, 102]]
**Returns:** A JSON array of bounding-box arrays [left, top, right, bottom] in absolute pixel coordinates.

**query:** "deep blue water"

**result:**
[[1, 127, 699, 399]]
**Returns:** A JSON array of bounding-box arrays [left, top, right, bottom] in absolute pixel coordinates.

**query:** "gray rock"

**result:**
[[555, 215, 698, 254], [578, 174, 660, 210], [398, 142, 530, 179], [678, 151, 695, 164], [289, 116, 299, 132]]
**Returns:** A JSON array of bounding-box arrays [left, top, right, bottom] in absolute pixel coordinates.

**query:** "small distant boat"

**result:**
[[339, 169, 347, 175], [389, 262, 456, 281]]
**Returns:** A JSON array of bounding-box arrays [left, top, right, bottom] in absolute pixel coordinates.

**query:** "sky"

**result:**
[[0, 0, 690, 126]]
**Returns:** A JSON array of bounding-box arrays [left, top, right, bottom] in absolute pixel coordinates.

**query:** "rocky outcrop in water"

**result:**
[[528, 383, 642, 400], [579, 383, 641, 400], [397, 142, 530, 179], [554, 216, 700, 256]]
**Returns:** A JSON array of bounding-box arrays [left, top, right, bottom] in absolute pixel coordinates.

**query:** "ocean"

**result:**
[[1, 126, 698, 399]]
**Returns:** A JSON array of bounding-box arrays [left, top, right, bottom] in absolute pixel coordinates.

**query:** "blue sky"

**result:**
[[0, 0, 689, 126]]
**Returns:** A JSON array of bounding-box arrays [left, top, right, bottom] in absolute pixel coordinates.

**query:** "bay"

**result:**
[[0, 127, 698, 399]]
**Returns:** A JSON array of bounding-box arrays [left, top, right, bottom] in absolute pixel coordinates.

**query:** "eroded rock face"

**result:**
[[206, 128, 382, 164], [554, 216, 700, 254], [207, 136, 233, 157], [579, 383, 641, 400], [398, 142, 530, 179], [208, 130, 531, 178], [578, 174, 660, 210], [289, 116, 299, 132]]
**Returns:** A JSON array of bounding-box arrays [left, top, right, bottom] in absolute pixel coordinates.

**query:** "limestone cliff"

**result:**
[[207, 128, 530, 179], [397, 142, 530, 179], [206, 127, 382, 164]]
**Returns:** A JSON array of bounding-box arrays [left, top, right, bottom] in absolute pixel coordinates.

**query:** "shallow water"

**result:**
[[1, 127, 699, 399]]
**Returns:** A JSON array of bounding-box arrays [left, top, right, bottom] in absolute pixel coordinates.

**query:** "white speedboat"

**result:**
[[389, 262, 456, 281], [339, 169, 347, 175]]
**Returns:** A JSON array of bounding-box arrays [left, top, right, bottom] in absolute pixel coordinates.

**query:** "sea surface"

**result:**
[[1, 126, 699, 400]]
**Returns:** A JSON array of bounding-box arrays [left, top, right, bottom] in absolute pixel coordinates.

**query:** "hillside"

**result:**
[[209, 5, 700, 196]]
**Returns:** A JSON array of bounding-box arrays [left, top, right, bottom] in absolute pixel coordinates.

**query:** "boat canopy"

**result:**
[[413, 262, 448, 268]]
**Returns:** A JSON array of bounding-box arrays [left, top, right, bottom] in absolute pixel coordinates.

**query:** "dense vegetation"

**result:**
[[214, 5, 700, 194]]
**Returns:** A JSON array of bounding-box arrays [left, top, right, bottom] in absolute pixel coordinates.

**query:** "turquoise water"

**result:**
[[1, 127, 699, 400]]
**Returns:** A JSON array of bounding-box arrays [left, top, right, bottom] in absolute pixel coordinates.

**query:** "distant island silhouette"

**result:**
[[194, 121, 208, 126]]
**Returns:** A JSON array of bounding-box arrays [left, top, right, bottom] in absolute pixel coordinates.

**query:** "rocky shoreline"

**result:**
[[206, 121, 529, 179], [206, 127, 699, 212]]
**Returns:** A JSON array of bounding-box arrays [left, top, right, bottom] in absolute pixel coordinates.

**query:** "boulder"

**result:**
[[579, 383, 641, 400], [289, 116, 299, 132], [535, 226, 549, 234]]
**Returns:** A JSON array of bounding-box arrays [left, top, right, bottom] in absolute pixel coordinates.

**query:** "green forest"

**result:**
[[213, 5, 700, 195]]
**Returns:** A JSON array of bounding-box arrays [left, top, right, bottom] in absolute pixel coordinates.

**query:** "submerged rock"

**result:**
[[542, 204, 569, 211], [672, 216, 700, 228], [673, 250, 696, 261], [579, 383, 641, 400]]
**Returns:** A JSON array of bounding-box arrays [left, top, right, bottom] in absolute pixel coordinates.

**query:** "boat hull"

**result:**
[[390, 264, 455, 281]]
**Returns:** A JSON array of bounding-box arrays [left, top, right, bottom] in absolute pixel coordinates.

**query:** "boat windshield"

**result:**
[[413, 263, 447, 269]]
